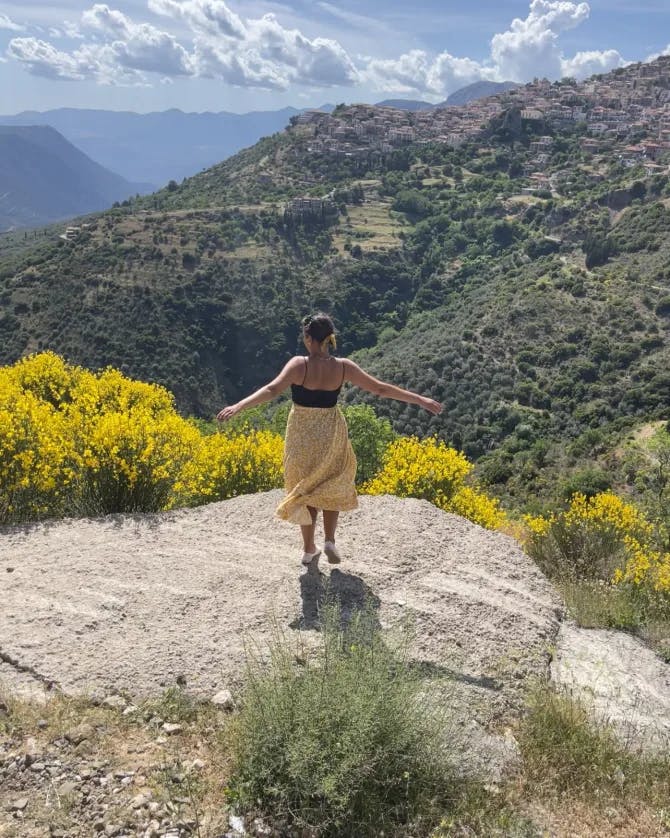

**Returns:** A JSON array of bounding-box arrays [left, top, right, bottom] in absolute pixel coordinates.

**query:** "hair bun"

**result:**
[[303, 312, 336, 344]]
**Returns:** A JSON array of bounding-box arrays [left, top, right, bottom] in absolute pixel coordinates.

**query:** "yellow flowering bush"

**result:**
[[0, 382, 78, 523], [0, 354, 203, 521], [78, 411, 201, 514], [177, 429, 284, 505], [525, 492, 670, 601], [361, 436, 506, 530]]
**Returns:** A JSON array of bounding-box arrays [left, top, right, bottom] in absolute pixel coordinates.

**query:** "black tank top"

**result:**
[[291, 357, 345, 408]]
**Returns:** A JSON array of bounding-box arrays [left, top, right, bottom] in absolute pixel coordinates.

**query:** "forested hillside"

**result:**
[[2, 58, 670, 501]]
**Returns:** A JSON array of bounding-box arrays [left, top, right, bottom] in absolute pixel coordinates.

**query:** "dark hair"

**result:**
[[302, 312, 335, 343]]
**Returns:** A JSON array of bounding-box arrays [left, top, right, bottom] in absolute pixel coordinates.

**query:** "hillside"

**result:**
[[0, 106, 307, 186], [2, 57, 670, 499], [0, 126, 148, 231]]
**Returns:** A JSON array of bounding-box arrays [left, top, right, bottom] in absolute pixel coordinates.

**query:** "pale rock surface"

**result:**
[[551, 622, 670, 751], [1, 491, 563, 773]]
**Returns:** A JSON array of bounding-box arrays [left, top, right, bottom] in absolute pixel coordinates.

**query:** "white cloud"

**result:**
[[364, 50, 434, 95], [0, 12, 24, 32], [362, 0, 629, 97], [149, 0, 359, 88], [490, 0, 589, 81], [82, 3, 132, 36], [112, 27, 194, 75], [245, 13, 358, 87], [7, 0, 358, 90], [7, 36, 146, 84], [7, 37, 85, 80], [645, 44, 670, 63], [2, 0, 645, 97], [148, 0, 246, 39], [562, 48, 627, 79]]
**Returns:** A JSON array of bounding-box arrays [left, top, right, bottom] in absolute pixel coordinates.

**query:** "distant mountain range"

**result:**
[[375, 81, 520, 111], [0, 106, 312, 188], [375, 99, 436, 110], [443, 80, 520, 106], [0, 125, 150, 232]]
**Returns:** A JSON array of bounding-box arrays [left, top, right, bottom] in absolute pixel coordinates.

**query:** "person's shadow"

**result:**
[[290, 566, 381, 631]]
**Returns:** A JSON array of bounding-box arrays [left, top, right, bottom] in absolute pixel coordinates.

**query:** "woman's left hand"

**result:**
[[419, 396, 443, 415], [217, 404, 240, 422]]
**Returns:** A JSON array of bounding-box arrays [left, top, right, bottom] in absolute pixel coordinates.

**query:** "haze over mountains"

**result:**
[[0, 126, 149, 232], [0, 106, 310, 188]]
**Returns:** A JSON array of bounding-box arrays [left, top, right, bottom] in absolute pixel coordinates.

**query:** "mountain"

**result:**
[[2, 56, 670, 503], [0, 106, 305, 187], [0, 125, 150, 231], [374, 84, 521, 112], [375, 99, 435, 110], [441, 80, 520, 106]]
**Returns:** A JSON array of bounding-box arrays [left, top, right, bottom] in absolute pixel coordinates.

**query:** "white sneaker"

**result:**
[[324, 541, 341, 564], [301, 549, 321, 567]]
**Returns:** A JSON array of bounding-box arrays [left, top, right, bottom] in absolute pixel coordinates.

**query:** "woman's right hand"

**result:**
[[217, 403, 240, 422], [418, 396, 442, 415]]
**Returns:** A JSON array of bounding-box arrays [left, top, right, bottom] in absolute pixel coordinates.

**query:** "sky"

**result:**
[[0, 0, 668, 115]]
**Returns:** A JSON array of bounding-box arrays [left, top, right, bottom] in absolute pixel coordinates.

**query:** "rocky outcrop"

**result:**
[[1, 491, 564, 777], [551, 623, 670, 752]]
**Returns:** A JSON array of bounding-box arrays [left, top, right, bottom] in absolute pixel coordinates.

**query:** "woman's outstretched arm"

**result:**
[[216, 357, 304, 422], [343, 359, 442, 415]]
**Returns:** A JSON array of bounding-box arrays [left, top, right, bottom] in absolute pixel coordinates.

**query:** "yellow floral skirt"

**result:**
[[275, 404, 358, 526]]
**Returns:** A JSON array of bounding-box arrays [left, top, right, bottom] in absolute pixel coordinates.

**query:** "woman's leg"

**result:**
[[323, 510, 341, 562], [323, 510, 339, 543], [301, 506, 319, 553]]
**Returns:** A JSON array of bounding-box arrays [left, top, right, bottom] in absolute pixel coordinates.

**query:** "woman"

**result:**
[[217, 313, 441, 567]]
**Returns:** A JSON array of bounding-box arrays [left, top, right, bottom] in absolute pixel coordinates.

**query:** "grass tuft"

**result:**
[[519, 685, 670, 807]]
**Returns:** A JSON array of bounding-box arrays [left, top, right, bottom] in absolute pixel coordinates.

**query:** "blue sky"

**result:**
[[1, 0, 668, 114]]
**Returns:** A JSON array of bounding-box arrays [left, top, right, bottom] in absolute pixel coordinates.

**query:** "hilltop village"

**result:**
[[289, 55, 670, 174]]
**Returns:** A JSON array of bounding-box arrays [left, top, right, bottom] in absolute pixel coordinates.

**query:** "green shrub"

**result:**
[[342, 403, 396, 485], [227, 604, 454, 837], [559, 467, 611, 500]]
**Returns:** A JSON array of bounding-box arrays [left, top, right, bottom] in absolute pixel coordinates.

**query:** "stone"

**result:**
[[8, 798, 28, 812], [102, 695, 128, 711], [65, 723, 95, 744], [211, 689, 234, 711], [58, 780, 79, 797], [162, 723, 183, 735], [229, 814, 246, 835], [130, 793, 150, 809]]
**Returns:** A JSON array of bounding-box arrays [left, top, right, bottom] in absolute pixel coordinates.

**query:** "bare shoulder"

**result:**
[[341, 357, 374, 385], [273, 355, 305, 386], [340, 357, 357, 380]]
